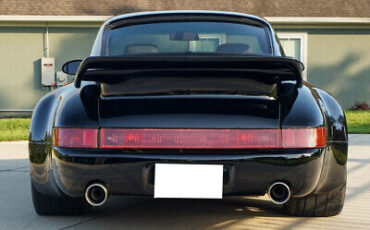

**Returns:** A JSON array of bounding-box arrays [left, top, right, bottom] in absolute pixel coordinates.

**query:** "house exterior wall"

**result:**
[[0, 24, 369, 116], [307, 30, 370, 109], [0, 27, 98, 114], [0, 27, 45, 112], [276, 28, 370, 108]]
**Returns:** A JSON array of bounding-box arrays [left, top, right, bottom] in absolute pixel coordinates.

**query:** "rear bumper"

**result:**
[[39, 147, 325, 198]]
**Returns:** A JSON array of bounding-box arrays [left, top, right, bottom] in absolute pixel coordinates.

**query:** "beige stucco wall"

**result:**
[[307, 29, 370, 109], [0, 27, 98, 112], [0, 27, 44, 110]]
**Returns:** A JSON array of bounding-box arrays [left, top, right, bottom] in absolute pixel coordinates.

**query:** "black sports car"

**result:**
[[29, 11, 347, 216]]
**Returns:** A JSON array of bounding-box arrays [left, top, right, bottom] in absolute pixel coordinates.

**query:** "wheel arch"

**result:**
[[29, 83, 100, 196], [312, 87, 348, 194], [29, 89, 64, 196]]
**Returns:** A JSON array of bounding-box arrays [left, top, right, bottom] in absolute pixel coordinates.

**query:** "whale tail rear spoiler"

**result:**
[[74, 55, 304, 88]]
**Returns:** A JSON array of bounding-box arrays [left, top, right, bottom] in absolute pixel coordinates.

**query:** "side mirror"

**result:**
[[62, 60, 82, 75]]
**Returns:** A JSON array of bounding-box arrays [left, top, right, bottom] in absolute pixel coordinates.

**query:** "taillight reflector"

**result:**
[[100, 129, 281, 149], [53, 128, 98, 148], [282, 127, 326, 148], [53, 127, 326, 149]]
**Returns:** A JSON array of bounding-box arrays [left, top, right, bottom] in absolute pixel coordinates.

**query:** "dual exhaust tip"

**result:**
[[85, 183, 108, 206], [268, 181, 291, 205], [85, 181, 290, 206]]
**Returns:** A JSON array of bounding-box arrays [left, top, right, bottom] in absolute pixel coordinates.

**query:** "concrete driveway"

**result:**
[[0, 135, 369, 230]]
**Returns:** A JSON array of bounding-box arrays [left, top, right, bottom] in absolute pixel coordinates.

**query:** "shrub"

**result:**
[[349, 101, 370, 110]]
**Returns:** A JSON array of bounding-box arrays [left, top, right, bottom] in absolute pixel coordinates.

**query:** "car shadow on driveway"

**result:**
[[81, 196, 285, 230]]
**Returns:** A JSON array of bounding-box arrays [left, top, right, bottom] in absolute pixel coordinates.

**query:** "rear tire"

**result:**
[[284, 183, 346, 217], [31, 183, 89, 215]]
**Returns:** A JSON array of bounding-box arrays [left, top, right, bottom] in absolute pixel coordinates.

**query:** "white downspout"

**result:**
[[45, 23, 50, 57]]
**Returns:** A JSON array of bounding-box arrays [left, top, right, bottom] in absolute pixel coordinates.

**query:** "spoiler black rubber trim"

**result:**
[[74, 55, 303, 88]]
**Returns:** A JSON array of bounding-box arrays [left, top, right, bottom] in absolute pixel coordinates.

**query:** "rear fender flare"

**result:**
[[29, 92, 63, 196], [312, 88, 348, 194]]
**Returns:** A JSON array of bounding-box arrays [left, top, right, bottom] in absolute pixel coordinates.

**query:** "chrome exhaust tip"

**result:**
[[85, 183, 108, 206], [268, 181, 291, 205]]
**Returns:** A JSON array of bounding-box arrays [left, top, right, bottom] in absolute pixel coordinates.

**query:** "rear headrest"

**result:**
[[124, 44, 160, 55], [216, 43, 250, 54]]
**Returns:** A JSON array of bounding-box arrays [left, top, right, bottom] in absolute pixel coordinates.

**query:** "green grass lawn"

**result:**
[[345, 110, 370, 134], [0, 111, 369, 141], [0, 118, 30, 141]]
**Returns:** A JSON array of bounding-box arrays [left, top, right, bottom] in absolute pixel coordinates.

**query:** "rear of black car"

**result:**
[[29, 11, 347, 217], [52, 56, 326, 203]]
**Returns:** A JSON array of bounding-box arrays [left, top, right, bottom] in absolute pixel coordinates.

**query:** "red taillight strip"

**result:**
[[100, 128, 281, 149], [53, 127, 326, 149], [282, 127, 326, 148], [53, 128, 98, 148]]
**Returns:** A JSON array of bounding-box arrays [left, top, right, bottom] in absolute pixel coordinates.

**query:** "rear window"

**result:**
[[104, 22, 271, 56]]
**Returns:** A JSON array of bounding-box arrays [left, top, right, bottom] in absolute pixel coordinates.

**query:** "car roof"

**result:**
[[104, 10, 270, 27]]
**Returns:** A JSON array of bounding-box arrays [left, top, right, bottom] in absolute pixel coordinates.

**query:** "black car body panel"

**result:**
[[51, 148, 324, 197], [29, 11, 347, 202]]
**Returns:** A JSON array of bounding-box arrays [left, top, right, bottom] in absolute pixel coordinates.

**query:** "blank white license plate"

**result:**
[[154, 163, 223, 199]]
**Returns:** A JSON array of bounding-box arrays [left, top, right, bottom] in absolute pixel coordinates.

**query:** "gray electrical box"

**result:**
[[41, 57, 55, 86]]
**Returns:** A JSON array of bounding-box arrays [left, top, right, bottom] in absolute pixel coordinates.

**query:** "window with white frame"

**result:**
[[277, 32, 308, 80], [189, 34, 226, 52]]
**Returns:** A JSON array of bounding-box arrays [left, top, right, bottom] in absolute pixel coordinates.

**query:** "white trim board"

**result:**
[[0, 15, 112, 22], [0, 109, 33, 112], [0, 15, 369, 24], [265, 17, 370, 24]]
